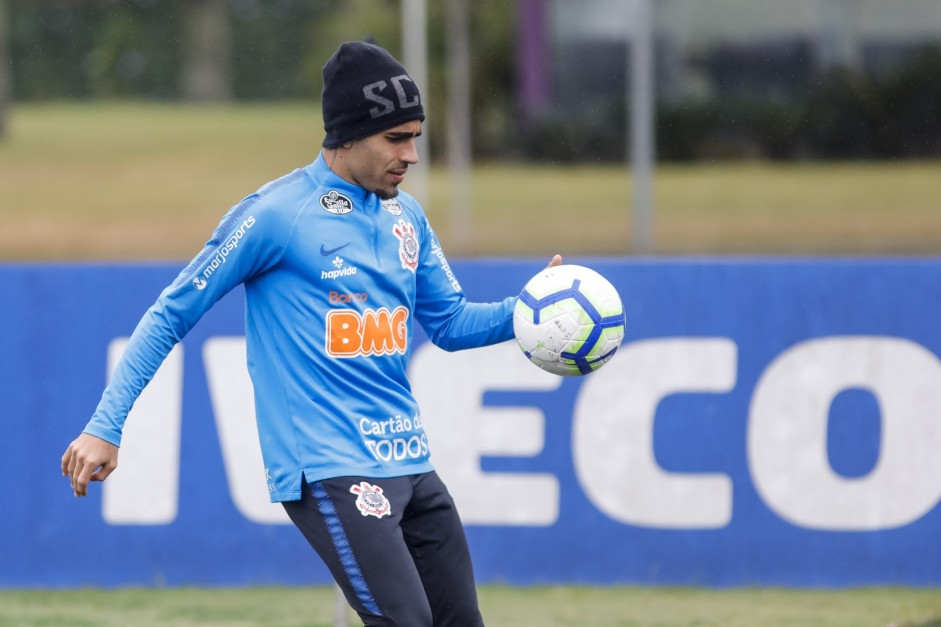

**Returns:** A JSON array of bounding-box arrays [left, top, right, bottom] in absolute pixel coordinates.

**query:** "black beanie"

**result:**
[[321, 42, 425, 148]]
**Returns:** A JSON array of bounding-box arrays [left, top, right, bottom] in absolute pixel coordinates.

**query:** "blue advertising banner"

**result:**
[[3, 259, 941, 588]]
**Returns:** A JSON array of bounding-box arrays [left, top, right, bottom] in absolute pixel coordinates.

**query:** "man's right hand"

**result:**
[[61, 433, 119, 498]]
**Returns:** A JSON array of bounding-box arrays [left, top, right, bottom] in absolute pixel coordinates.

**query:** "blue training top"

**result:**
[[83, 153, 516, 502]]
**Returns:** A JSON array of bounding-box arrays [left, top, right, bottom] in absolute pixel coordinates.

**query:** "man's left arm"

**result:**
[[413, 219, 561, 351]]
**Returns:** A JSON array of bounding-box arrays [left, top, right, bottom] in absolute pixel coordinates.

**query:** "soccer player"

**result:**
[[61, 41, 560, 626]]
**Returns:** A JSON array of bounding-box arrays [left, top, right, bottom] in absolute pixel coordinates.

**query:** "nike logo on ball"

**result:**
[[320, 243, 350, 256]]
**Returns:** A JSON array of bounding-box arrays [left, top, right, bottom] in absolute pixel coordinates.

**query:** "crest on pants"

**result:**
[[350, 481, 392, 518]]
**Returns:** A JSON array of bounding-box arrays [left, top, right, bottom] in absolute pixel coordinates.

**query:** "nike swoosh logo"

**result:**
[[320, 242, 350, 256]]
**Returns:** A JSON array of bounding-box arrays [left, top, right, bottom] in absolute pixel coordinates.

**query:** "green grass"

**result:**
[[2, 101, 940, 260], [1, 585, 940, 626]]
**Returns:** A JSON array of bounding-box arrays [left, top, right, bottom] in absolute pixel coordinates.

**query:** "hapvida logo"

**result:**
[[321, 256, 358, 280]]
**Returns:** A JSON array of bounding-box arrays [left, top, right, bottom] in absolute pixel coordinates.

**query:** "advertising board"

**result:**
[[3, 260, 940, 587]]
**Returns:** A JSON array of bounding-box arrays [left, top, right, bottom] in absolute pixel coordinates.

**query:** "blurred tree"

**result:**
[[879, 46, 941, 157], [85, 3, 180, 98], [799, 69, 883, 159], [12, 1, 180, 99], [424, 0, 516, 159], [229, 0, 341, 99], [4, 1, 936, 161], [181, 0, 231, 101], [0, 0, 8, 137], [304, 0, 400, 98]]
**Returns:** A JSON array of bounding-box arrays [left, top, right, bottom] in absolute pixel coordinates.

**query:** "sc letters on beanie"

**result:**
[[321, 41, 426, 148], [363, 76, 421, 119]]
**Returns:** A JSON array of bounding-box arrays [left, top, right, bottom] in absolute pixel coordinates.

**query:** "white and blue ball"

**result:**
[[513, 264, 626, 376]]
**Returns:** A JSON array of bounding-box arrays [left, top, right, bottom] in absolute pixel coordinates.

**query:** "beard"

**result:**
[[375, 186, 400, 200]]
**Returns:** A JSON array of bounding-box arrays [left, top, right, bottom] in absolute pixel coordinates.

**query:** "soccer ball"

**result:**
[[513, 264, 626, 376]]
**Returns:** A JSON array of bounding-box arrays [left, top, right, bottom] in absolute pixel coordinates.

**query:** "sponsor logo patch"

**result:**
[[430, 235, 461, 292], [392, 219, 419, 273], [321, 256, 358, 280], [196, 215, 256, 288], [381, 198, 402, 216], [326, 306, 409, 357], [320, 190, 353, 215], [329, 291, 368, 304], [358, 414, 429, 463], [320, 242, 350, 256], [350, 481, 392, 518]]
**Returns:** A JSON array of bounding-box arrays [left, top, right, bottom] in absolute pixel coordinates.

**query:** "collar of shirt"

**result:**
[[305, 152, 373, 204]]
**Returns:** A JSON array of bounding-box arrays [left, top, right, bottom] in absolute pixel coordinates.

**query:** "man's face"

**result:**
[[330, 120, 421, 199]]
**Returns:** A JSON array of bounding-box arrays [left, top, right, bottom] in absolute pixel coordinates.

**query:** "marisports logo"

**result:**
[[195, 215, 256, 288], [326, 306, 408, 357], [430, 236, 461, 292], [392, 220, 419, 273], [320, 190, 353, 215], [350, 482, 391, 519]]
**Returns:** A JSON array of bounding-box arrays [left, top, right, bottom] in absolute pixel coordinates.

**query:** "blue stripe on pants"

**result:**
[[310, 480, 381, 616]]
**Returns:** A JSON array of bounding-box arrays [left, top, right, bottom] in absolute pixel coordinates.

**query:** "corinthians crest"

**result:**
[[392, 219, 419, 273], [350, 481, 392, 518]]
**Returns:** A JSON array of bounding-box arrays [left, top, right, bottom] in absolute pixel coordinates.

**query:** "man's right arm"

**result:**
[[64, 193, 288, 494], [61, 433, 118, 497]]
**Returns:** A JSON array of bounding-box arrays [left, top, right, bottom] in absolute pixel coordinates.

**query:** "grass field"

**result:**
[[1, 585, 941, 627], [1, 102, 940, 260]]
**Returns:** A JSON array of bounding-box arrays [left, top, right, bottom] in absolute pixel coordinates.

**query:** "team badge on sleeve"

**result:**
[[392, 220, 419, 272], [350, 481, 392, 518]]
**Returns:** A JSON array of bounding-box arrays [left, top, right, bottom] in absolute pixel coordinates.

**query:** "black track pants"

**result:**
[[283, 471, 485, 627]]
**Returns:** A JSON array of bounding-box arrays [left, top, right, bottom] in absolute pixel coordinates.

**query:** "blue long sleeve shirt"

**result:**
[[83, 154, 516, 502]]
